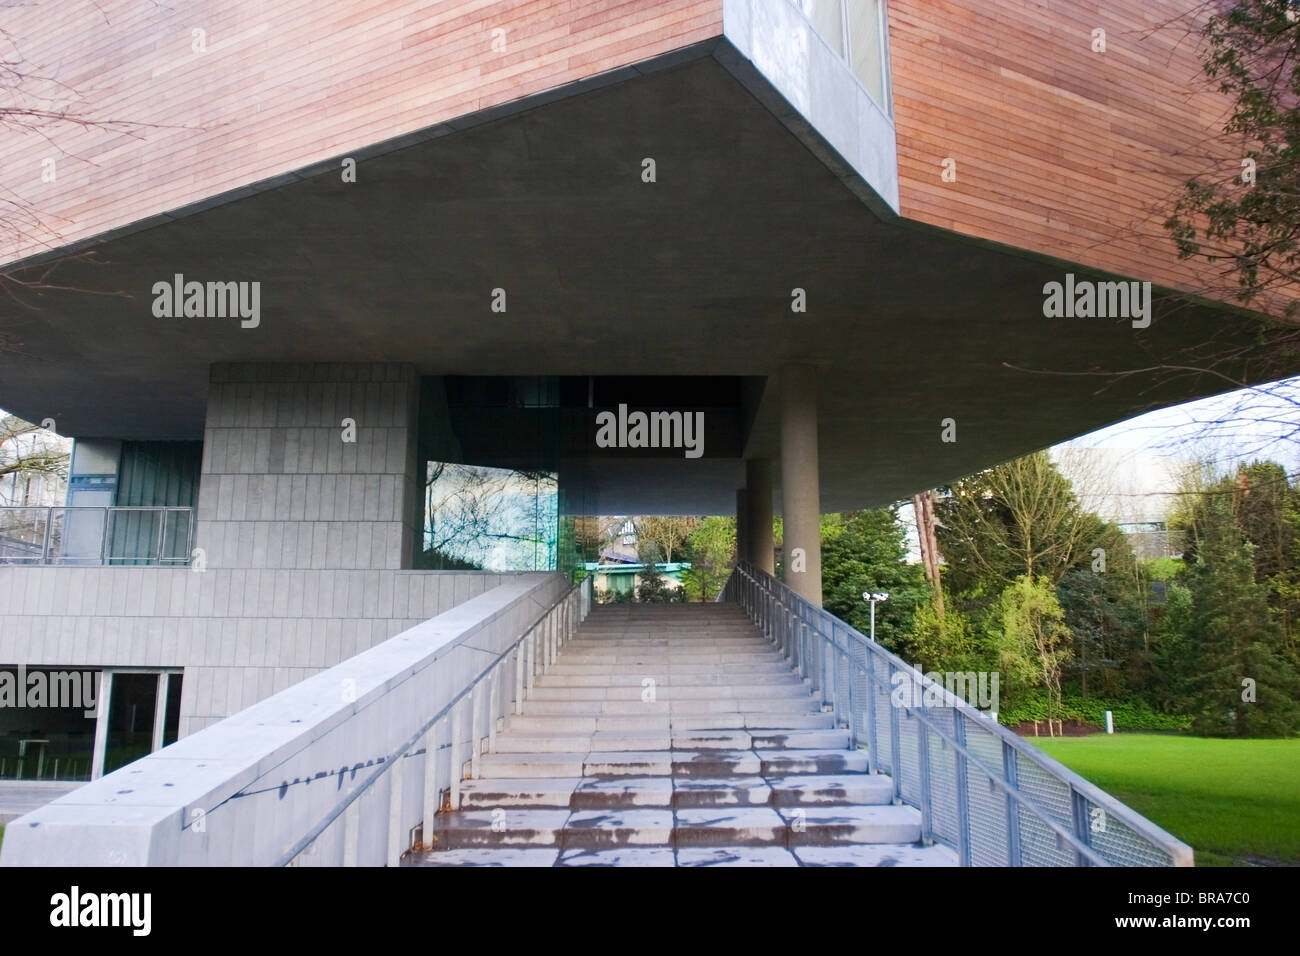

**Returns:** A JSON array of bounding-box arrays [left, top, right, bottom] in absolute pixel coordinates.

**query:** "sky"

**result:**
[[1058, 375, 1300, 472], [900, 375, 1300, 560]]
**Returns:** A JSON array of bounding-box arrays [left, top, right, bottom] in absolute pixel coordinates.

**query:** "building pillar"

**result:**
[[735, 488, 749, 568], [779, 365, 821, 606], [746, 458, 774, 575]]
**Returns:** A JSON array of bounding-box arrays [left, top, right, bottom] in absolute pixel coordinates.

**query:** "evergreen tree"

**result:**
[[820, 508, 929, 654], [1183, 511, 1300, 736]]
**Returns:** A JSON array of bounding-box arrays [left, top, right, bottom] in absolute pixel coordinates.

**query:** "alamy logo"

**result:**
[[891, 669, 999, 713], [0, 666, 98, 718], [594, 404, 704, 459], [1041, 273, 1151, 328], [50, 887, 151, 936], [152, 274, 260, 328]]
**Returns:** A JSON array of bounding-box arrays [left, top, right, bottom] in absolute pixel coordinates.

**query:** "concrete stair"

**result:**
[[405, 603, 958, 867]]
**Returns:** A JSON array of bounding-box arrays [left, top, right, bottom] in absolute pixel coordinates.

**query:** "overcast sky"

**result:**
[[1059, 375, 1300, 473]]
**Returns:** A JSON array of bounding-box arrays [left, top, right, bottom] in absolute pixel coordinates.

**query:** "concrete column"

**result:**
[[779, 365, 822, 606], [746, 458, 774, 575], [735, 488, 749, 567]]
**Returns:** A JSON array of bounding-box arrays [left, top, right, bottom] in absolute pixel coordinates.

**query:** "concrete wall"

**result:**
[[197, 362, 421, 572], [0, 566, 516, 736], [0, 572, 573, 866], [722, 0, 899, 215]]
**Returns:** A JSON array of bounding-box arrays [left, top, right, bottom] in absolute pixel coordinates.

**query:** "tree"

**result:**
[[0, 412, 68, 503], [936, 451, 1108, 593], [911, 491, 944, 615], [995, 576, 1074, 734], [820, 508, 929, 654], [1181, 508, 1300, 735], [681, 516, 735, 602], [635, 516, 699, 564], [1165, 0, 1300, 319]]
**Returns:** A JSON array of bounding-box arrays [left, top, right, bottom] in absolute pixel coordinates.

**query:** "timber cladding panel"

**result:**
[[0, 0, 722, 265], [887, 0, 1236, 299]]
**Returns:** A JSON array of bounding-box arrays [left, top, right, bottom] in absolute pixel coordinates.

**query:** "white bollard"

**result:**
[[1105, 710, 1114, 734]]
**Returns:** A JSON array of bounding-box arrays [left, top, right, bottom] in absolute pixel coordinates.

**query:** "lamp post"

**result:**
[[862, 591, 889, 642]]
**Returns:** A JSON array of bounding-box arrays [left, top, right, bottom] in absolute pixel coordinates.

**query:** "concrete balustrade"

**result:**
[[0, 572, 585, 867]]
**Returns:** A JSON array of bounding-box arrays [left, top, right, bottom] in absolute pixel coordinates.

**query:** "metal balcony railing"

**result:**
[[723, 561, 1194, 866], [0, 506, 195, 567]]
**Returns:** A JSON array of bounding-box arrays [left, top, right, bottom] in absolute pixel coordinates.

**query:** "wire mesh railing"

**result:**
[[723, 561, 1193, 867]]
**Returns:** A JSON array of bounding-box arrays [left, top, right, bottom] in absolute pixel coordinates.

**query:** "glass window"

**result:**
[[0, 668, 99, 780], [798, 0, 844, 57], [104, 672, 158, 774], [848, 0, 888, 108]]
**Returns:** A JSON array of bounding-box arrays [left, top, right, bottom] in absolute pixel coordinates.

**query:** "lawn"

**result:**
[[1031, 734, 1300, 866]]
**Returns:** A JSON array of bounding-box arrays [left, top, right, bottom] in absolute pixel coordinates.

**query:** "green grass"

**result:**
[[1031, 734, 1300, 866]]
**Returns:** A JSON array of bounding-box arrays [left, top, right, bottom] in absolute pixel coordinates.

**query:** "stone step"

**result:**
[[521, 697, 821, 715], [546, 662, 792, 676], [766, 774, 895, 806], [534, 672, 803, 687], [758, 749, 870, 775], [403, 844, 959, 867], [456, 773, 894, 810], [526, 684, 811, 701], [504, 712, 836, 734], [426, 804, 921, 851]]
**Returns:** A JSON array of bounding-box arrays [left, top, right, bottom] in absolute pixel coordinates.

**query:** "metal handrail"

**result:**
[[276, 572, 593, 866], [724, 561, 1194, 867]]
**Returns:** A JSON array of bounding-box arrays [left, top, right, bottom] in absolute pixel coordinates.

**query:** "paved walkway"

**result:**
[[0, 782, 81, 825]]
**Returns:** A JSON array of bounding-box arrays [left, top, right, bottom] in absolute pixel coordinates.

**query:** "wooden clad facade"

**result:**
[[2, 0, 1253, 309], [0, 0, 721, 265], [888, 0, 1236, 298]]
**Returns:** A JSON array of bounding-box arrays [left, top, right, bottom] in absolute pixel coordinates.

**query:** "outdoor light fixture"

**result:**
[[862, 591, 889, 642]]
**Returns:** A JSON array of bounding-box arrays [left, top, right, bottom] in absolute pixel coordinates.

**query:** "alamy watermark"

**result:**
[[0, 666, 98, 718], [152, 274, 260, 328], [1042, 273, 1151, 328], [891, 668, 999, 714], [594, 404, 704, 459]]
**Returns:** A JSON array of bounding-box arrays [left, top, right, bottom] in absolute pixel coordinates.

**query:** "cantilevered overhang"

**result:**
[[0, 43, 1287, 514]]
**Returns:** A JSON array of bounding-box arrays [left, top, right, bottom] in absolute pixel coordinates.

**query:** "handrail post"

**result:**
[[488, 665, 499, 753], [864, 650, 878, 774], [470, 684, 483, 779], [916, 711, 933, 844], [888, 662, 902, 802], [525, 631, 536, 697], [514, 645, 524, 715], [41, 506, 53, 565], [843, 646, 855, 745], [422, 720, 441, 847], [449, 700, 463, 810], [155, 505, 166, 563], [1003, 739, 1022, 866], [343, 794, 360, 866], [386, 750, 406, 866], [952, 714, 971, 866], [1070, 785, 1092, 867]]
